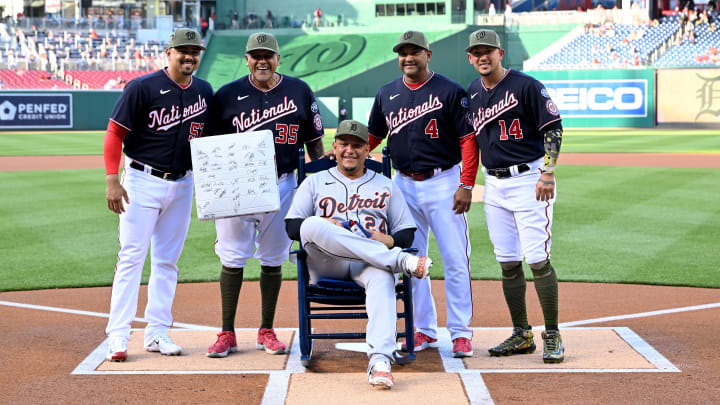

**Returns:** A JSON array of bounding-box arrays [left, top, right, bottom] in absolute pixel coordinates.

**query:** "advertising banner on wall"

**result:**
[[0, 94, 73, 129], [657, 69, 720, 125], [528, 70, 655, 128]]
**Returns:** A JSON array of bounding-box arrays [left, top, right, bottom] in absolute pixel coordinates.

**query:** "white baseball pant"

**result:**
[[394, 165, 473, 341], [214, 173, 297, 268], [105, 159, 194, 347], [300, 216, 410, 362], [483, 158, 554, 264]]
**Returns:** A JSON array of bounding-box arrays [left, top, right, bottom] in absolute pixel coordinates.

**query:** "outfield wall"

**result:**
[[0, 90, 120, 131]]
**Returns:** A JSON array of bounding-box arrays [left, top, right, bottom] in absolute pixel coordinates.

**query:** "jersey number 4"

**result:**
[[275, 123, 299, 144], [425, 119, 439, 139], [498, 119, 523, 140]]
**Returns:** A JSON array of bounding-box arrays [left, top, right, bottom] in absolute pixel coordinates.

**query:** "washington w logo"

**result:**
[[403, 32, 413, 40], [280, 35, 366, 77], [475, 31, 486, 40], [350, 123, 357, 131], [186, 31, 196, 40], [257, 34, 267, 43]]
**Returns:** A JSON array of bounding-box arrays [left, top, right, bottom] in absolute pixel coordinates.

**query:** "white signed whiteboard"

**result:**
[[190, 130, 280, 220]]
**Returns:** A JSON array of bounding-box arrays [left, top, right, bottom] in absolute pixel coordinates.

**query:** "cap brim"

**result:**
[[465, 43, 501, 52], [169, 44, 206, 50], [393, 42, 430, 53], [246, 47, 279, 54], [335, 133, 368, 143]]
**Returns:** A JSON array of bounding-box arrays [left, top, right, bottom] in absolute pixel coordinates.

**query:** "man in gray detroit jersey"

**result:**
[[285, 120, 433, 390]]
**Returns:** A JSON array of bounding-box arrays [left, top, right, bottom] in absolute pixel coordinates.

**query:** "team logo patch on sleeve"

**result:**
[[546, 99, 559, 116], [541, 88, 550, 98], [313, 113, 323, 131], [311, 102, 319, 113], [461, 97, 469, 108]]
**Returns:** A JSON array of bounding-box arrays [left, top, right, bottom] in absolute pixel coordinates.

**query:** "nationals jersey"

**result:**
[[367, 72, 475, 173], [467, 69, 562, 169], [205, 74, 324, 176], [286, 167, 416, 236], [110, 69, 213, 172]]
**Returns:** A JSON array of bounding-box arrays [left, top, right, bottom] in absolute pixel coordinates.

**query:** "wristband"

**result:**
[[459, 183, 473, 190]]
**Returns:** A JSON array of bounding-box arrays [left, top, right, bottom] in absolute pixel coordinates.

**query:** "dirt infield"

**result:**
[[1, 281, 719, 404]]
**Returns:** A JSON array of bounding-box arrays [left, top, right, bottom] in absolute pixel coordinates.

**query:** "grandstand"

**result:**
[[0, 0, 717, 129]]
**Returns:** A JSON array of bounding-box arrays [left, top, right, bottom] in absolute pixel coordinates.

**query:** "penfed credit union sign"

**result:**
[[0, 93, 73, 129]]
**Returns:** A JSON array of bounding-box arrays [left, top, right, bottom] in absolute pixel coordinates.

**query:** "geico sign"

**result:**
[[546, 87, 643, 110], [542, 80, 647, 117]]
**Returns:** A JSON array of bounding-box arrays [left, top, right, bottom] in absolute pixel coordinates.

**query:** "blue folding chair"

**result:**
[[293, 147, 416, 368]]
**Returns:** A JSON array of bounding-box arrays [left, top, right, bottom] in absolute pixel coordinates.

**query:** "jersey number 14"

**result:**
[[498, 119, 523, 140]]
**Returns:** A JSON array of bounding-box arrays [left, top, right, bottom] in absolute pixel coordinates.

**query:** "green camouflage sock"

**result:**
[[220, 266, 243, 331], [502, 263, 529, 329], [260, 265, 283, 329], [531, 262, 559, 329]]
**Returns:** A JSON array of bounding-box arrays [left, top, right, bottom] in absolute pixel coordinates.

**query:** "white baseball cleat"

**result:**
[[106, 335, 128, 362], [145, 333, 182, 356], [403, 255, 432, 279]]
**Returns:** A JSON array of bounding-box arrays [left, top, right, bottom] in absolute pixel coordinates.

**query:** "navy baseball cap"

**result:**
[[168, 28, 205, 50], [336, 120, 368, 144], [466, 29, 502, 52]]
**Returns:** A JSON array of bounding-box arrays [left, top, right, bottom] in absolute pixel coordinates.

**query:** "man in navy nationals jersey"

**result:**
[[465, 29, 565, 363], [103, 28, 213, 362], [204, 32, 325, 358], [367, 30, 480, 358]]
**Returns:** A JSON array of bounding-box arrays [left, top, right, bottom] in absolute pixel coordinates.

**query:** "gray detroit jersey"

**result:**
[[286, 167, 416, 235]]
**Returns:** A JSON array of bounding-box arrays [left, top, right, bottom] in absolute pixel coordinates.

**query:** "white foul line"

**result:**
[[559, 302, 720, 328], [0, 300, 215, 330]]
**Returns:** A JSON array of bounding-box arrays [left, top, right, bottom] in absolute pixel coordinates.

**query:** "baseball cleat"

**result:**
[[403, 255, 432, 279], [368, 360, 393, 389], [256, 328, 287, 354], [145, 333, 182, 356], [207, 331, 239, 358], [106, 336, 128, 362], [488, 326, 536, 356], [401, 331, 439, 352], [452, 337, 474, 358], [541, 330, 565, 363]]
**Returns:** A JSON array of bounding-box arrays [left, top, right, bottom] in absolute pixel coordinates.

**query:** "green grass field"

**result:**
[[0, 129, 718, 291]]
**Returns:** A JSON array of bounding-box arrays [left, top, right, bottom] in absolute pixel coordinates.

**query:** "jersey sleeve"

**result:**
[[387, 182, 416, 234], [109, 78, 143, 131], [367, 92, 388, 140], [285, 175, 316, 220], [528, 79, 562, 131], [203, 91, 224, 136], [452, 87, 475, 139], [301, 84, 324, 144]]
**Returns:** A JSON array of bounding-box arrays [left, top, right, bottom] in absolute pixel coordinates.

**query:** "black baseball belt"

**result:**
[[486, 163, 531, 179], [129, 161, 187, 181], [400, 165, 454, 181]]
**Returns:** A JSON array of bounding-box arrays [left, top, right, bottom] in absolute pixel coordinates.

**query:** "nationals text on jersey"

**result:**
[[472, 90, 518, 133], [386, 93, 443, 135], [318, 192, 390, 217], [232, 96, 298, 132], [148, 94, 208, 131]]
